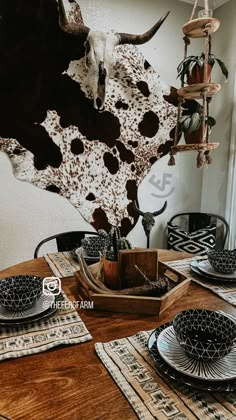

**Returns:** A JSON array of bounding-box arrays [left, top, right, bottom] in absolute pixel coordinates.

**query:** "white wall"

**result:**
[[201, 0, 236, 218], [0, 0, 204, 270]]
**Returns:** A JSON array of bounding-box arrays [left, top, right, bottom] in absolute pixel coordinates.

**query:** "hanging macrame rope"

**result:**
[[197, 6, 211, 168], [200, 30, 210, 142], [168, 36, 190, 166], [204, 0, 209, 15], [190, 0, 199, 21], [204, 94, 213, 164], [204, 32, 213, 163]]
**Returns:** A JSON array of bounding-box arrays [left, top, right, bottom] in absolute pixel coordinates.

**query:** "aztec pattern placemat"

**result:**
[[0, 291, 92, 361], [44, 252, 81, 278], [96, 331, 236, 420], [167, 256, 236, 306]]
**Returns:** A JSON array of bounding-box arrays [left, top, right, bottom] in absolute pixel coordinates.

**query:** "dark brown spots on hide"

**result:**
[[169, 127, 176, 140], [46, 185, 60, 194], [103, 152, 119, 174], [92, 208, 111, 233], [30, 126, 62, 170], [115, 101, 129, 110], [86, 193, 95, 201], [116, 141, 134, 164], [127, 202, 136, 218], [163, 86, 179, 107], [131, 164, 135, 172], [149, 156, 158, 164], [157, 126, 181, 152], [0, 1, 87, 168], [120, 217, 134, 237], [113, 148, 117, 154], [126, 180, 138, 200], [163, 87, 198, 114], [138, 111, 159, 138], [58, 75, 121, 147], [71, 138, 84, 155], [13, 147, 23, 155], [137, 81, 150, 97], [157, 140, 174, 156], [144, 60, 151, 70], [128, 140, 138, 148]]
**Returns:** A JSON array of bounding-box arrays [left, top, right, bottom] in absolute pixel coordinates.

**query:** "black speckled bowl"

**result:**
[[208, 249, 236, 274], [81, 235, 110, 257], [173, 309, 236, 361], [0, 275, 42, 311]]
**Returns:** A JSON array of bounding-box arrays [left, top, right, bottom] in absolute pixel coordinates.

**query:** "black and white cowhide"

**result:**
[[0, 0, 194, 235]]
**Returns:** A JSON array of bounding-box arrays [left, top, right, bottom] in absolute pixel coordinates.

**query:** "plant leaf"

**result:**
[[215, 58, 229, 80], [207, 116, 216, 127]]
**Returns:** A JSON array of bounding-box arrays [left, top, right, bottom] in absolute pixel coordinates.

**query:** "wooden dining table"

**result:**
[[0, 249, 235, 420]]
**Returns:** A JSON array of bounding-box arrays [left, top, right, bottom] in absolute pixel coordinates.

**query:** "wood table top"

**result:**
[[0, 250, 235, 420]]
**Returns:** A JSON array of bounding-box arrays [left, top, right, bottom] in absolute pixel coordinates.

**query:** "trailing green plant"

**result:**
[[177, 52, 228, 85], [105, 227, 132, 261]]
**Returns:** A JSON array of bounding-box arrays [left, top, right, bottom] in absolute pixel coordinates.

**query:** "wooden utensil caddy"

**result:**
[[75, 253, 190, 315]]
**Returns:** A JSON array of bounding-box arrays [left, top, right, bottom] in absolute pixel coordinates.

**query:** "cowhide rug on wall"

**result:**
[[0, 0, 195, 235]]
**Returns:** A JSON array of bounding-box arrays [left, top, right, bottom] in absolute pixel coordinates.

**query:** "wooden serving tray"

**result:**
[[75, 261, 191, 315]]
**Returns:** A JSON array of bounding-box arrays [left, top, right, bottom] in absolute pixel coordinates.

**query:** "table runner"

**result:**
[[96, 331, 236, 420], [167, 256, 236, 306], [44, 252, 81, 278], [0, 291, 92, 361]]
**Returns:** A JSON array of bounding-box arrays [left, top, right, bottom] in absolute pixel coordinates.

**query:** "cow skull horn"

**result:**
[[118, 11, 170, 45], [57, 0, 90, 37], [153, 201, 167, 217], [133, 201, 145, 216]]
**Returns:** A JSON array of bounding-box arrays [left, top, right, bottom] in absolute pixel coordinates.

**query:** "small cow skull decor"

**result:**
[[133, 201, 167, 248], [58, 0, 170, 110]]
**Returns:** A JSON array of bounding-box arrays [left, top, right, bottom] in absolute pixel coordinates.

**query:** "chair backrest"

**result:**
[[168, 212, 229, 250], [34, 231, 99, 258]]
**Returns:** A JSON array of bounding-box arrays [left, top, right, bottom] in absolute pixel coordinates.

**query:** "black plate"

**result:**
[[148, 322, 236, 391], [190, 260, 236, 283], [0, 293, 64, 326]]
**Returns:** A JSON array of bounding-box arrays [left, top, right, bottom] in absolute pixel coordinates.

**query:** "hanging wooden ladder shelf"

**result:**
[[168, 0, 221, 168]]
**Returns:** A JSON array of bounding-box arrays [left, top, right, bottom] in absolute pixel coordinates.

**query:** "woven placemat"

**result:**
[[96, 330, 236, 420], [166, 256, 236, 306], [0, 291, 92, 361], [44, 252, 81, 278]]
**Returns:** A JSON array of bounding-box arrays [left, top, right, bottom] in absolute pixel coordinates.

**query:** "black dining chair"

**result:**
[[167, 212, 229, 253], [34, 231, 99, 258]]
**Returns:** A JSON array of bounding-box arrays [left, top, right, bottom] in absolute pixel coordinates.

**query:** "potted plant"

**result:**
[[103, 227, 132, 289], [177, 53, 228, 85], [178, 105, 216, 144]]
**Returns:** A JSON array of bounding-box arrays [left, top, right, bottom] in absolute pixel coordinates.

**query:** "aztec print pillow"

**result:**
[[167, 223, 216, 255]]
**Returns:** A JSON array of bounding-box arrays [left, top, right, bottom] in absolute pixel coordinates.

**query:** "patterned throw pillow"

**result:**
[[167, 223, 216, 255]]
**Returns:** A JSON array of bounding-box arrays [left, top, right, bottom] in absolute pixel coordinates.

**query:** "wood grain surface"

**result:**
[[0, 250, 235, 420]]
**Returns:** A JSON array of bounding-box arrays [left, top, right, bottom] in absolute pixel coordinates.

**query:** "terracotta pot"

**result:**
[[184, 125, 203, 144], [187, 64, 212, 85], [103, 259, 120, 290]]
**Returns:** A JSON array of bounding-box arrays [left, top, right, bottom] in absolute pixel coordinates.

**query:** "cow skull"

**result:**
[[133, 201, 167, 248], [57, 0, 170, 110]]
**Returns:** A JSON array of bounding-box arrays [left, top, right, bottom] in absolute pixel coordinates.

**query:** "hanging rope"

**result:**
[[190, 0, 199, 21], [204, 0, 209, 15], [168, 97, 184, 166], [197, 150, 207, 168], [183, 36, 190, 60], [203, 28, 210, 84], [197, 19, 211, 167], [168, 36, 190, 166]]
